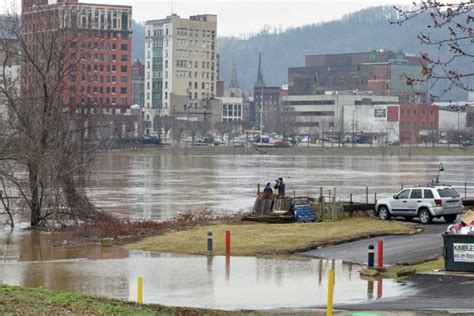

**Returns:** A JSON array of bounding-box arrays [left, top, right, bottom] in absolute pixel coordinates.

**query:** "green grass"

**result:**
[[126, 219, 419, 256], [0, 284, 245, 315]]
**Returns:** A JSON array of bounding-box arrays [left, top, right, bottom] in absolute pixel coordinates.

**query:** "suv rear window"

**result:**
[[437, 188, 461, 198]]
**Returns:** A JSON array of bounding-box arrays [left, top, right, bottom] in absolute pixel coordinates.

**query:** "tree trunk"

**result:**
[[29, 165, 41, 227]]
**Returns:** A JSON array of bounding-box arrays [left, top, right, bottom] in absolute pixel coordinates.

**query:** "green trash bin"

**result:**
[[443, 233, 474, 272]]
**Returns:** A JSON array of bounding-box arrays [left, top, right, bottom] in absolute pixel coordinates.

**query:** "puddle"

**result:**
[[0, 230, 413, 310]]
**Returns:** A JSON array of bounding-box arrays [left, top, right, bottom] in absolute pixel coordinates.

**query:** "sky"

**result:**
[[95, 0, 414, 37]]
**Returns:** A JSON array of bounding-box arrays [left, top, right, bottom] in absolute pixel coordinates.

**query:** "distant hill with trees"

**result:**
[[132, 6, 471, 101]]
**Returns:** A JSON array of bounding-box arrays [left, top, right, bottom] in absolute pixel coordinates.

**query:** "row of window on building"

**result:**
[[69, 96, 127, 106], [67, 8, 129, 32], [176, 50, 215, 60], [176, 28, 215, 39], [70, 70, 127, 82], [176, 39, 215, 50], [70, 85, 128, 94], [176, 60, 214, 70]]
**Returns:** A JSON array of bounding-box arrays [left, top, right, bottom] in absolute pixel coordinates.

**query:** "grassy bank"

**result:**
[[126, 219, 419, 256], [109, 144, 474, 157], [0, 284, 242, 315]]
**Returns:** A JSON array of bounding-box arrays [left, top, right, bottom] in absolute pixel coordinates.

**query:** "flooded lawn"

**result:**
[[89, 154, 474, 220], [0, 229, 412, 310]]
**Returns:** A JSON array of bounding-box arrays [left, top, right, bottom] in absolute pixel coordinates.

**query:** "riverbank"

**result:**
[[125, 219, 420, 256], [0, 284, 245, 315], [108, 144, 474, 157]]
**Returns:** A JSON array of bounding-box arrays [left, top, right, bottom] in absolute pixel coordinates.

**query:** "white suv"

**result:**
[[375, 186, 464, 224]]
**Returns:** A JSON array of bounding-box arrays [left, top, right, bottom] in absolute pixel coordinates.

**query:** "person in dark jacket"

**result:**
[[278, 177, 286, 197], [263, 182, 273, 199], [263, 182, 272, 193]]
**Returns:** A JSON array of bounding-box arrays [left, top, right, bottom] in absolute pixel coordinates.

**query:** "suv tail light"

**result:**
[[434, 199, 442, 206]]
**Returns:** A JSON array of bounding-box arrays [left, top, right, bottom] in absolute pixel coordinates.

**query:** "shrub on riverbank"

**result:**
[[68, 211, 244, 241]]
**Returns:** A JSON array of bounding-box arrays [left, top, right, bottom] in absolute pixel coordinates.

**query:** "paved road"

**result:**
[[336, 274, 474, 312], [301, 218, 449, 265]]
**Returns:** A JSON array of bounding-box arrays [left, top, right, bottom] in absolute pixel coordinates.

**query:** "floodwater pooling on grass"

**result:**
[[0, 246, 413, 310], [88, 154, 474, 220]]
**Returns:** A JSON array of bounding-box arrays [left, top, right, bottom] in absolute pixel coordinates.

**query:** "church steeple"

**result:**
[[228, 52, 241, 98], [255, 50, 265, 88]]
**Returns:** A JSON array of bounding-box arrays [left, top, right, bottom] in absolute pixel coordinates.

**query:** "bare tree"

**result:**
[[214, 121, 241, 145], [392, 1, 473, 98], [274, 108, 296, 142], [0, 3, 106, 227], [160, 115, 175, 143], [172, 119, 187, 144]]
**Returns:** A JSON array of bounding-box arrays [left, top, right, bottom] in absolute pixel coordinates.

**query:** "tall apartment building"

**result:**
[[288, 50, 427, 103], [131, 58, 145, 106], [144, 14, 217, 137], [21, 0, 133, 113]]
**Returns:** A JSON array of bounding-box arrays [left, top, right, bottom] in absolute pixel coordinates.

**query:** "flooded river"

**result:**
[[0, 229, 411, 310], [1, 152, 472, 310], [89, 153, 474, 220]]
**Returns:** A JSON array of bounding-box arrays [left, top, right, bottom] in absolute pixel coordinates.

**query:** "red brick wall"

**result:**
[[399, 104, 438, 144]]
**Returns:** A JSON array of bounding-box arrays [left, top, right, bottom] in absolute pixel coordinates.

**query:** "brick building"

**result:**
[[21, 0, 133, 114], [399, 104, 439, 144], [288, 50, 427, 103], [131, 58, 145, 106]]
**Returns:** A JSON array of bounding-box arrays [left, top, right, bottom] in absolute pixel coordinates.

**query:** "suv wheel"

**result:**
[[443, 214, 457, 223], [378, 206, 391, 221], [418, 208, 432, 224]]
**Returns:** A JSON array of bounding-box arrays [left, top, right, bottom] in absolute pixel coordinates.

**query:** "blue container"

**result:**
[[291, 198, 316, 222]]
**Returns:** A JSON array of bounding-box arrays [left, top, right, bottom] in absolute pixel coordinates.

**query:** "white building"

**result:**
[[217, 97, 242, 122], [282, 92, 400, 142]]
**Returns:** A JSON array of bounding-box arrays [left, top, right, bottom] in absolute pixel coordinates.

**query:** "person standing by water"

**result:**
[[274, 179, 280, 197], [278, 177, 286, 197]]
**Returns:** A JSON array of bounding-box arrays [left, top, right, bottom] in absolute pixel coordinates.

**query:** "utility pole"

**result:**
[[260, 85, 263, 146]]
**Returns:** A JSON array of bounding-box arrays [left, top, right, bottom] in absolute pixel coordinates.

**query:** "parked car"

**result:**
[[438, 139, 448, 144], [375, 186, 464, 224], [462, 140, 473, 147], [386, 140, 400, 146]]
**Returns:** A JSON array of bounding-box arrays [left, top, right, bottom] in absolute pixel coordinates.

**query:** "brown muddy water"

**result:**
[[90, 153, 474, 220], [0, 229, 412, 310], [1, 153, 471, 309]]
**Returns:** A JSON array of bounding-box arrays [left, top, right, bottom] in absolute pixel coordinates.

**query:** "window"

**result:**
[[121, 76, 127, 83], [424, 190, 434, 199], [437, 188, 460, 198], [121, 66, 127, 72], [120, 87, 127, 94], [397, 189, 410, 199], [410, 189, 422, 199], [121, 43, 128, 50]]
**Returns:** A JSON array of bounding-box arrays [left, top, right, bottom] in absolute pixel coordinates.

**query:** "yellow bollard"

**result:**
[[137, 277, 143, 304], [327, 269, 335, 316]]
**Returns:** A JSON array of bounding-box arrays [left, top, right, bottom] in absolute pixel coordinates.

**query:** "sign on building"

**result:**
[[373, 105, 387, 121]]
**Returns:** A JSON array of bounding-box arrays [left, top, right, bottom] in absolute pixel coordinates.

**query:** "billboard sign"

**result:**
[[374, 105, 387, 121]]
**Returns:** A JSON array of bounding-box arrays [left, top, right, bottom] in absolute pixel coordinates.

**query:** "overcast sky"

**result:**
[[95, 0, 414, 36]]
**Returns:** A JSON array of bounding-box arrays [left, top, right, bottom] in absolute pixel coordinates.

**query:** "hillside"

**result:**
[[132, 6, 470, 100]]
